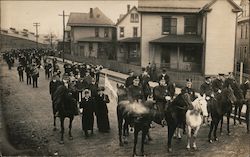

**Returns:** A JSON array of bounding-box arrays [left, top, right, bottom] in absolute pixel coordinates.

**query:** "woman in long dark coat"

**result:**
[[95, 87, 110, 133], [80, 89, 95, 137]]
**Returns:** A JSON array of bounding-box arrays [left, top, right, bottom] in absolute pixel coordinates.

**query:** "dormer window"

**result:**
[[95, 27, 99, 37], [120, 27, 124, 38], [131, 13, 139, 23]]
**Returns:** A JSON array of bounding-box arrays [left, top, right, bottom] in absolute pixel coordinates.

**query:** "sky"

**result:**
[[0, 0, 241, 39], [0, 0, 138, 38]]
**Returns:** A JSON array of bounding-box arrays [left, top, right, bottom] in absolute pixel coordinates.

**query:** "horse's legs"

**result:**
[[219, 117, 223, 134], [69, 117, 73, 140], [186, 125, 192, 150], [193, 126, 200, 150], [118, 118, 123, 146], [208, 120, 214, 143], [167, 124, 176, 152], [238, 105, 243, 124], [226, 112, 231, 135], [214, 120, 219, 141], [60, 117, 65, 144], [133, 129, 139, 156], [141, 129, 148, 156], [53, 115, 57, 131], [234, 105, 238, 125]]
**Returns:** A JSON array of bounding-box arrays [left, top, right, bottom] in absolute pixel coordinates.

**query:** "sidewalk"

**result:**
[[49, 56, 246, 117]]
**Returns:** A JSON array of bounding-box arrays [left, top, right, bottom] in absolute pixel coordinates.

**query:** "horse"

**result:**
[[116, 84, 164, 156], [208, 85, 236, 143], [53, 83, 78, 144], [165, 93, 193, 152], [230, 81, 245, 125], [186, 96, 208, 150]]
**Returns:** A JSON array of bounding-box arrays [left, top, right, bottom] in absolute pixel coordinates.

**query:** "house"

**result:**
[[236, 0, 250, 75], [67, 8, 116, 60], [116, 5, 141, 65], [138, 0, 241, 76]]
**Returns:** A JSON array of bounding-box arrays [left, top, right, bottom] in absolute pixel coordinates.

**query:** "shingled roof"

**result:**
[[67, 7, 115, 27], [138, 0, 241, 13]]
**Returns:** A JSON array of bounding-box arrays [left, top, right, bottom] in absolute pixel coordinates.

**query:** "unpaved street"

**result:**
[[0, 58, 250, 157]]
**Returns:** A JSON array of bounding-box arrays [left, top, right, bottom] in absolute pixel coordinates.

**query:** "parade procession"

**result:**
[[0, 0, 250, 157]]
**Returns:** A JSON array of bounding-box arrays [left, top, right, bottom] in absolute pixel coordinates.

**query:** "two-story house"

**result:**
[[138, 0, 241, 76], [236, 0, 250, 75], [116, 5, 141, 65], [67, 8, 116, 60]]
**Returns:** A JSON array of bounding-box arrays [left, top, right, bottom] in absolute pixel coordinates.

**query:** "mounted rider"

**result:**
[[127, 76, 144, 103], [181, 78, 197, 101]]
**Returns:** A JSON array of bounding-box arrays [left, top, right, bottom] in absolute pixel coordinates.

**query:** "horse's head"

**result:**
[[192, 96, 208, 117], [230, 81, 244, 101], [173, 93, 193, 110], [116, 83, 128, 101], [222, 85, 237, 104]]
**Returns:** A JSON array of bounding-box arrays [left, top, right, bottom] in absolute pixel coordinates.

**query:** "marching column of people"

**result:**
[[3, 48, 249, 139]]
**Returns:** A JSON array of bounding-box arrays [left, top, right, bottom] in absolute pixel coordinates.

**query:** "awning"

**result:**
[[118, 37, 140, 43], [150, 35, 203, 44], [77, 37, 112, 42]]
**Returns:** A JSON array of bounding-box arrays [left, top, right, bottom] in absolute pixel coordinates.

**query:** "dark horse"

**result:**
[[165, 93, 193, 152], [230, 81, 245, 125], [208, 86, 236, 143], [53, 84, 78, 144], [116, 84, 164, 156]]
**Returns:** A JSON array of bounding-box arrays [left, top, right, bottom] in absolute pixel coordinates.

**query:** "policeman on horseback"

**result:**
[[212, 73, 225, 94], [181, 78, 196, 101], [127, 76, 143, 103]]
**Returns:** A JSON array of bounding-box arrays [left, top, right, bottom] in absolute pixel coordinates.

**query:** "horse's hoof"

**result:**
[[193, 147, 198, 150], [227, 132, 231, 136], [209, 140, 213, 143], [168, 148, 172, 153], [215, 138, 218, 141], [133, 153, 138, 157], [178, 137, 182, 140], [220, 132, 223, 135], [59, 140, 64, 144], [124, 140, 128, 144], [53, 127, 57, 131], [69, 136, 73, 140], [186, 147, 191, 151]]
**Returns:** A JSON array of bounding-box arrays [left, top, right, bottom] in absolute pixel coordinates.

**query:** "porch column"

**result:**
[[177, 46, 180, 70]]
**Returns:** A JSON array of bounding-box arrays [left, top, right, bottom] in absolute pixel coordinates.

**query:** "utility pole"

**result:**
[[59, 10, 69, 62], [33, 22, 40, 49]]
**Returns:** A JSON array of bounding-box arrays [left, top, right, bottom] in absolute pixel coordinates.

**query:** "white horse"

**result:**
[[186, 96, 208, 150]]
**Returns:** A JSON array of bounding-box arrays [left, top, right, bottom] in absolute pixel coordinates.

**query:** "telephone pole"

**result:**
[[33, 22, 40, 49], [59, 10, 69, 62]]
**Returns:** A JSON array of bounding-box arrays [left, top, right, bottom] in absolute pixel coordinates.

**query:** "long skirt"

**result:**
[[96, 112, 110, 132]]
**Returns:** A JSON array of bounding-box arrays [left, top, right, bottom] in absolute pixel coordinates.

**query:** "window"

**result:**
[[120, 27, 124, 38], [245, 24, 248, 39], [241, 25, 244, 39], [89, 43, 93, 52], [131, 13, 139, 23], [184, 16, 197, 35], [162, 17, 177, 35], [95, 27, 99, 37], [104, 28, 109, 38], [133, 27, 138, 37], [182, 46, 201, 63]]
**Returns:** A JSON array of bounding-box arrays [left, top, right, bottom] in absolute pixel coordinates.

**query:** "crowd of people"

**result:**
[[2, 48, 250, 138]]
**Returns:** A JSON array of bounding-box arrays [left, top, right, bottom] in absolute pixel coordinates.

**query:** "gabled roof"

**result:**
[[116, 6, 138, 26], [138, 0, 242, 13], [67, 7, 115, 27]]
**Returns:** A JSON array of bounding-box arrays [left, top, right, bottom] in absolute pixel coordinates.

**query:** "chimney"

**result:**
[[127, 5, 130, 13], [90, 8, 93, 18]]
